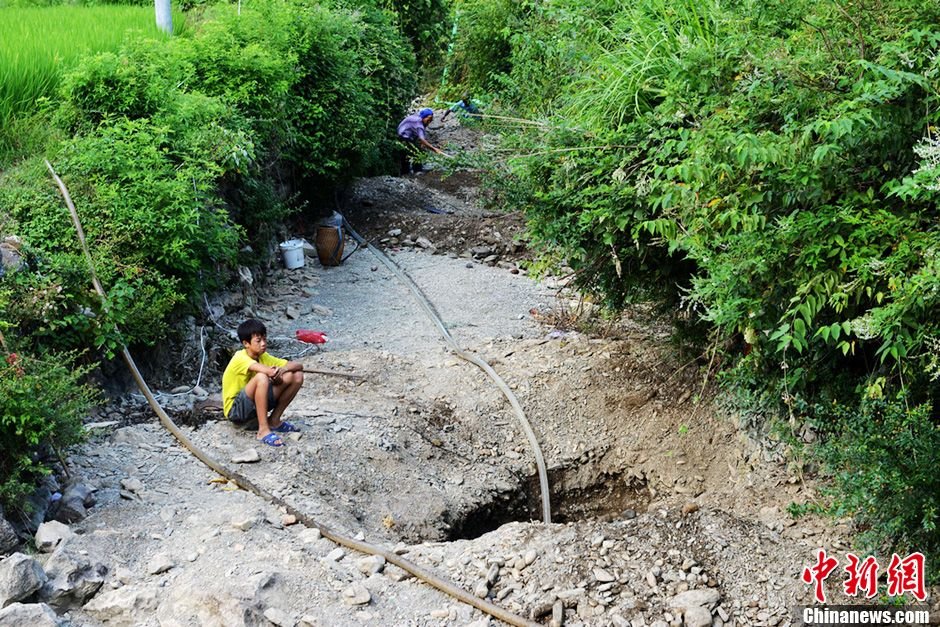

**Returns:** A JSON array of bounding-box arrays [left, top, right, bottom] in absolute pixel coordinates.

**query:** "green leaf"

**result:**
[[792, 317, 806, 338]]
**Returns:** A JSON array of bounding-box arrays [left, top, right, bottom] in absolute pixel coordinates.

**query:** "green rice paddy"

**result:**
[[0, 5, 180, 149]]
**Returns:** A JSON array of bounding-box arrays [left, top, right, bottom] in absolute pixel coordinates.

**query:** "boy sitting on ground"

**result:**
[[222, 319, 305, 447]]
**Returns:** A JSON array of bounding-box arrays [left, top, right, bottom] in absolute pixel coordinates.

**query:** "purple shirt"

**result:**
[[397, 113, 426, 141]]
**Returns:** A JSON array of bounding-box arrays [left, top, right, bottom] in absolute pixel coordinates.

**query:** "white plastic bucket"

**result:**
[[279, 239, 305, 269]]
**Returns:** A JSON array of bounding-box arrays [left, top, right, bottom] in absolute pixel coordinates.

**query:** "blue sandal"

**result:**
[[272, 421, 300, 433], [260, 433, 285, 447]]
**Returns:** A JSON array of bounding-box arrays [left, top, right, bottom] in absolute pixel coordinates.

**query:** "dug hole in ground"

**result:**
[[18, 121, 938, 627]]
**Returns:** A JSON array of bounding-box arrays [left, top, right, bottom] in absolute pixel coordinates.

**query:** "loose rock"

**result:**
[[684, 605, 713, 627], [35, 522, 73, 553], [146, 553, 175, 576], [231, 512, 260, 532], [0, 553, 47, 608], [342, 583, 371, 606], [83, 585, 159, 623], [120, 477, 144, 495], [39, 546, 107, 609], [264, 606, 295, 627], [356, 555, 385, 576], [593, 567, 615, 583], [0, 509, 18, 555], [298, 528, 321, 544], [231, 449, 261, 464], [668, 588, 721, 611], [551, 599, 565, 627], [0, 602, 61, 627], [524, 550, 538, 566]]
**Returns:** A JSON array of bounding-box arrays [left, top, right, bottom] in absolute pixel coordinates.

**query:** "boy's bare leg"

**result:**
[[245, 372, 273, 439], [268, 371, 304, 427]]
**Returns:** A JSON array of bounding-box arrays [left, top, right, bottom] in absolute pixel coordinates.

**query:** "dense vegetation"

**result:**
[[0, 5, 183, 160], [1, 0, 936, 580], [447, 0, 939, 571], [0, 0, 416, 510]]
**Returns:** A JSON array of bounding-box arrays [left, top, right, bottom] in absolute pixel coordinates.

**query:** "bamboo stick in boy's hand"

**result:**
[[301, 367, 363, 380]]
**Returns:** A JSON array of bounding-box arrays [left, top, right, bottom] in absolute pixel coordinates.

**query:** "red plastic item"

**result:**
[[295, 329, 328, 344]]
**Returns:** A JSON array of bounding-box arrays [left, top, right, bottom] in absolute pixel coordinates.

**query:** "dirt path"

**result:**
[[36, 133, 930, 626]]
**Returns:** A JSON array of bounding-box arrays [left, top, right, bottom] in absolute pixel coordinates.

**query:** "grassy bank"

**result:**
[[0, 5, 182, 161]]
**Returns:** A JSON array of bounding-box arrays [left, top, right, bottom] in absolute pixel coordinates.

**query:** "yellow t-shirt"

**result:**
[[221, 349, 288, 417]]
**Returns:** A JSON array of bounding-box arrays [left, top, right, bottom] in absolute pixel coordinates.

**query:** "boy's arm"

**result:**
[[267, 361, 301, 384], [247, 360, 280, 378]]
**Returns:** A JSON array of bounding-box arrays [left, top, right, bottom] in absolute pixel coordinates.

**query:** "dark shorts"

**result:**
[[228, 386, 276, 426]]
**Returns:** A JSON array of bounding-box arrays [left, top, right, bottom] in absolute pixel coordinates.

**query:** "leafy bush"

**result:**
[[460, 0, 940, 560], [814, 397, 940, 565], [0, 348, 97, 511], [166, 5, 294, 141], [445, 0, 518, 94], [286, 1, 415, 182], [2, 0, 416, 353], [57, 50, 171, 130], [0, 107, 245, 352], [359, 0, 449, 73], [342, 3, 418, 171], [166, 0, 414, 184], [445, 0, 622, 109]]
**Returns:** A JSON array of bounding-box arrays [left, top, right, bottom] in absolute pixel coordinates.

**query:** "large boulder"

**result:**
[[52, 483, 95, 524], [83, 585, 159, 627], [0, 236, 26, 277], [0, 505, 19, 554], [39, 545, 107, 610], [156, 571, 285, 627], [0, 553, 47, 607], [0, 602, 63, 626], [13, 477, 59, 538], [35, 521, 74, 553]]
